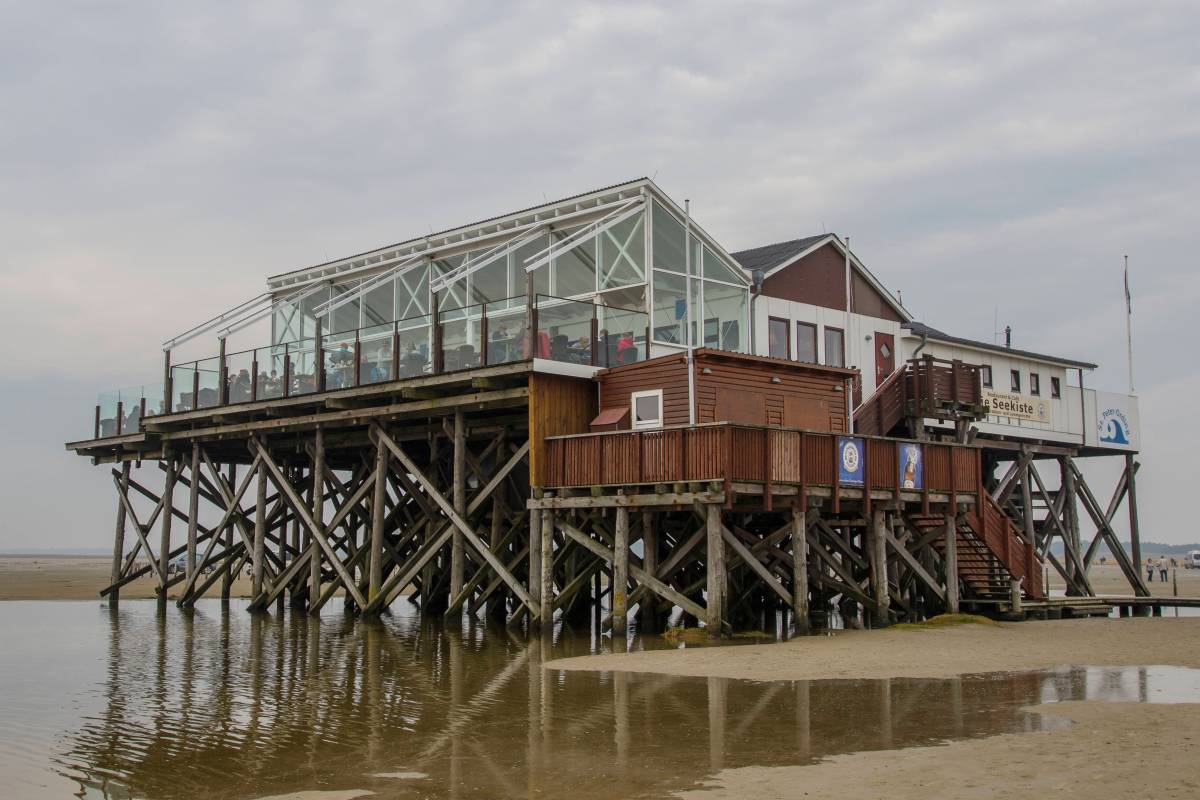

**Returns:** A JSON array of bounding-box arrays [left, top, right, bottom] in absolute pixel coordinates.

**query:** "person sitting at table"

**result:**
[[573, 335, 591, 363]]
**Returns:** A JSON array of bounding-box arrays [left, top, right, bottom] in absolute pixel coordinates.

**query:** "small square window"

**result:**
[[631, 389, 663, 430], [1051, 377, 1061, 398], [1030, 373, 1040, 396], [981, 365, 993, 388], [1010, 370, 1021, 392]]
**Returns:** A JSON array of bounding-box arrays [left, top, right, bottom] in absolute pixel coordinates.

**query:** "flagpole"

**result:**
[[1125, 254, 1134, 395]]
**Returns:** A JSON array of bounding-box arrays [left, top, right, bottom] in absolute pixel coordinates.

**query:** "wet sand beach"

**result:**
[[0, 554, 256, 600]]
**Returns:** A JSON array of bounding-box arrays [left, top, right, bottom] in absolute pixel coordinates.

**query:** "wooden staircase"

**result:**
[[855, 356, 987, 438], [909, 493, 1044, 605]]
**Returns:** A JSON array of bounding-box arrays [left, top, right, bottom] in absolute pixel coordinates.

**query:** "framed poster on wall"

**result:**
[[838, 436, 865, 486]]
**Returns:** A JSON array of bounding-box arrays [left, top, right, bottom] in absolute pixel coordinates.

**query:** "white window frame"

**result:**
[[631, 389, 664, 430]]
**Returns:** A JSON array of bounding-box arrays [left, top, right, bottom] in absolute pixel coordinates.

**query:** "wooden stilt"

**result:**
[[309, 428, 324, 614], [251, 459, 267, 601], [540, 506, 555, 627], [943, 511, 959, 615], [158, 454, 176, 609], [791, 505, 809, 633], [869, 509, 890, 626], [367, 438, 387, 609], [639, 511, 658, 632], [185, 442, 200, 582], [221, 463, 235, 601], [1126, 453, 1142, 578], [109, 462, 131, 608], [450, 410, 466, 605], [706, 503, 724, 637], [528, 498, 542, 621], [612, 506, 629, 637]]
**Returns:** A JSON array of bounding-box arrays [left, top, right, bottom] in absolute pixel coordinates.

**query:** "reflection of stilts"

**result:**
[[707, 676, 726, 773]]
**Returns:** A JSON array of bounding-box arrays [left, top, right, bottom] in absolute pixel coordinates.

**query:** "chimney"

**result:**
[[1004, 326, 1012, 348]]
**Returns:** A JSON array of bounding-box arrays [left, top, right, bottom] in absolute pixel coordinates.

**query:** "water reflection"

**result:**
[[0, 601, 1187, 799]]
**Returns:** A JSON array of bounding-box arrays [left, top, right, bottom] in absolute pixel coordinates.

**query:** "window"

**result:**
[[768, 317, 790, 359], [1051, 376, 1061, 398], [980, 365, 993, 388], [824, 327, 845, 368], [652, 270, 688, 344], [1010, 370, 1021, 392], [631, 389, 663, 430], [796, 322, 817, 363], [1030, 372, 1041, 396]]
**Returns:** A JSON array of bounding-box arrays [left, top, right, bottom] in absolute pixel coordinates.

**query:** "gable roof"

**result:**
[[267, 177, 752, 291], [904, 321, 1097, 370], [730, 235, 829, 273], [732, 234, 911, 322]]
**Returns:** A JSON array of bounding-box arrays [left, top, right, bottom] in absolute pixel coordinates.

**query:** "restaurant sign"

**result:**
[[983, 389, 1051, 424]]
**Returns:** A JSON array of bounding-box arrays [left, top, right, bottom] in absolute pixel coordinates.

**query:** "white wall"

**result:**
[[752, 296, 902, 398]]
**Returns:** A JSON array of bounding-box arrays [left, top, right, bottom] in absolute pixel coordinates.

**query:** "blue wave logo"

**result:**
[[1098, 408, 1131, 445]]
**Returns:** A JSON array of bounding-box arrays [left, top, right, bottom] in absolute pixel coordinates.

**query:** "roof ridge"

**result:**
[[730, 233, 828, 256]]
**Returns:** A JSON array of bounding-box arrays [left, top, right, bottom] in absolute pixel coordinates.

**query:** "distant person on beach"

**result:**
[[1158, 556, 1169, 582], [1146, 558, 1155, 582]]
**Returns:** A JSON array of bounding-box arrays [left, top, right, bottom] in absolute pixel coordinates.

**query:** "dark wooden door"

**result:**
[[875, 332, 896, 387]]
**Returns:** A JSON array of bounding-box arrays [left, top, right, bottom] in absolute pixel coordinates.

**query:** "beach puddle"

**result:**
[[0, 601, 1195, 798]]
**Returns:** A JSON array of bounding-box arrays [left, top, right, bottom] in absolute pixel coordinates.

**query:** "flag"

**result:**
[[1124, 258, 1132, 315]]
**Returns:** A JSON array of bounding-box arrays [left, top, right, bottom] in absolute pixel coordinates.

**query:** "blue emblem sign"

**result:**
[[838, 436, 865, 486], [898, 442, 923, 490]]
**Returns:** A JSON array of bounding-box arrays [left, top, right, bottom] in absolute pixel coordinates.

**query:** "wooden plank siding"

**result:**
[[528, 373, 597, 487], [544, 423, 982, 499], [598, 355, 691, 426]]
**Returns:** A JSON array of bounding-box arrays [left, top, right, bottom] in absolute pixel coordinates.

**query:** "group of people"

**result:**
[[1145, 556, 1176, 582]]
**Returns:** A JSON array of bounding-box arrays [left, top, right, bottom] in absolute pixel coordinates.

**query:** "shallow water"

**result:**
[[0, 601, 1197, 799]]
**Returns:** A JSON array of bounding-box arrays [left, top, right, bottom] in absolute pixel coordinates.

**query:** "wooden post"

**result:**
[[368, 436, 388, 608], [1009, 578, 1023, 616], [541, 507, 555, 627], [450, 411, 466, 605], [217, 337, 228, 406], [251, 459, 267, 601], [706, 503, 724, 637], [1061, 457, 1080, 592], [162, 349, 172, 413], [613, 506, 630, 637], [109, 462, 131, 608], [943, 511, 959, 614], [640, 511, 657, 631], [1020, 455, 1036, 546], [528, 499, 543, 615], [870, 509, 890, 626], [309, 427, 324, 613], [186, 442, 200, 581], [158, 453, 176, 609], [1126, 453, 1142, 574], [791, 504, 809, 634], [221, 463, 235, 600]]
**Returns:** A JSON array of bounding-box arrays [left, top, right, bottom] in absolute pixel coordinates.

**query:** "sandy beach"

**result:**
[[548, 618, 1200, 800], [0, 554, 256, 600]]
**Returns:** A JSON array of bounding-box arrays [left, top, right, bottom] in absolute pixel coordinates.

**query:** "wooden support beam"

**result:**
[[943, 512, 959, 614], [369, 425, 535, 614], [1127, 454, 1142, 575], [367, 436, 388, 608], [868, 509, 890, 625], [555, 517, 706, 621], [883, 524, 945, 602], [450, 410, 466, 605], [158, 455, 176, 607], [540, 506, 555, 626], [186, 442, 200, 581], [108, 462, 131, 607], [309, 428, 325, 611], [706, 504, 725, 637], [613, 507, 630, 636], [251, 460, 267, 600], [789, 506, 811, 633], [720, 524, 792, 609]]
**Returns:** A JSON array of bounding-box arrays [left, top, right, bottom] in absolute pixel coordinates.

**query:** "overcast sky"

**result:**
[[1, 1, 1197, 550]]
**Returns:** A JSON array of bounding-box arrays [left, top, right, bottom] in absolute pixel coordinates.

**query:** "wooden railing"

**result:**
[[971, 493, 1044, 600], [543, 423, 981, 500], [855, 356, 984, 437]]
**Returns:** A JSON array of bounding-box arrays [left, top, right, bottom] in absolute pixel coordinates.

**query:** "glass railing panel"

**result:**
[[257, 347, 286, 400], [115, 386, 145, 432], [397, 316, 431, 378], [536, 296, 596, 365], [596, 305, 649, 367], [441, 316, 480, 371], [225, 350, 255, 404], [484, 302, 526, 365], [97, 391, 120, 437], [358, 323, 394, 386], [323, 331, 357, 390], [288, 338, 319, 396], [170, 363, 197, 412], [196, 357, 221, 409]]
